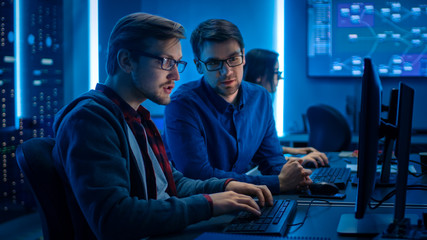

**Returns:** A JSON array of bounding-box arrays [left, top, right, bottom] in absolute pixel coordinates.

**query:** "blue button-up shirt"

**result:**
[[163, 78, 285, 193]]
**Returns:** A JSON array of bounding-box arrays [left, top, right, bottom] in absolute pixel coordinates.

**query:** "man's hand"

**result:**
[[225, 181, 273, 207], [278, 159, 312, 192], [300, 151, 329, 168], [209, 191, 261, 217]]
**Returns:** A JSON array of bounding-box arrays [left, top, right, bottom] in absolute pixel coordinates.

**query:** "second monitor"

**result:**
[[337, 58, 416, 237]]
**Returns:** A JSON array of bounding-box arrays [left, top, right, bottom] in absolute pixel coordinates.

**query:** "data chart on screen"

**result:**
[[308, 0, 427, 77]]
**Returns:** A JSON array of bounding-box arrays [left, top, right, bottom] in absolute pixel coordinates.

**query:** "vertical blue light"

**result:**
[[14, 0, 21, 128], [89, 0, 99, 90], [275, 0, 285, 136]]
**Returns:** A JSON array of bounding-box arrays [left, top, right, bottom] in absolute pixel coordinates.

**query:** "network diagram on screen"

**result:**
[[307, 0, 427, 77]]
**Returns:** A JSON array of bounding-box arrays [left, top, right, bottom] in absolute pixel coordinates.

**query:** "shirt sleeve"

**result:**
[[164, 96, 281, 194], [171, 165, 228, 196]]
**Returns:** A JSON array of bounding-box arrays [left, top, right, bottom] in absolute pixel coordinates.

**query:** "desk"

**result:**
[[152, 153, 427, 240], [152, 207, 425, 240]]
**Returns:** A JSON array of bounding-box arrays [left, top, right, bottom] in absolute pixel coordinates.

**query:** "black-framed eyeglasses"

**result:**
[[198, 55, 244, 71], [131, 50, 187, 73], [274, 70, 283, 79]]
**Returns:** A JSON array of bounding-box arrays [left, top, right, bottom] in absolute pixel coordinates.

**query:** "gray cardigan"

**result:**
[[52, 89, 227, 239]]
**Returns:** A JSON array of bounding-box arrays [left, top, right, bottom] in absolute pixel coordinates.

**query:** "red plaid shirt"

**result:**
[[96, 84, 177, 199]]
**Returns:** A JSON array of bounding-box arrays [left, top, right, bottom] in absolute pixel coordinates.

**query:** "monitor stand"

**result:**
[[337, 214, 419, 237], [337, 213, 393, 237]]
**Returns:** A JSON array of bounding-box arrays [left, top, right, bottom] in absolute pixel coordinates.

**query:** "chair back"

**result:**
[[306, 104, 352, 152], [16, 137, 74, 240]]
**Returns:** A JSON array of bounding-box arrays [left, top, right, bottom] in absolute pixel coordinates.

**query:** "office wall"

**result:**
[[98, 1, 143, 86], [284, 1, 427, 133], [64, 0, 89, 104]]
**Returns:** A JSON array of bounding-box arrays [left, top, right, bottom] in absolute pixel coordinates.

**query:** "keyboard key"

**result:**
[[311, 167, 351, 190]]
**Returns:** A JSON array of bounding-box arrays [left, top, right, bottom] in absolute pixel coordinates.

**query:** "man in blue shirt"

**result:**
[[163, 19, 312, 194]]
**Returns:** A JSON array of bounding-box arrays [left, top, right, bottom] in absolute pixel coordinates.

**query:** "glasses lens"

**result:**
[[205, 60, 222, 71], [162, 58, 175, 70], [177, 61, 187, 73], [227, 56, 243, 67], [161, 58, 187, 73]]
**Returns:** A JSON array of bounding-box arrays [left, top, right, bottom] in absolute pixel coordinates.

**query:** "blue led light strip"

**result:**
[[89, 0, 99, 90], [275, 0, 285, 136], [14, 0, 21, 128]]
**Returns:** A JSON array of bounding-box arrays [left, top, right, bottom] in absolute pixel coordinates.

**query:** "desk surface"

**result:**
[[152, 153, 427, 240]]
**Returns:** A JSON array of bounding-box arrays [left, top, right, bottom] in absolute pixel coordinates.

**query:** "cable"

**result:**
[[370, 189, 396, 209], [288, 199, 330, 233], [369, 185, 427, 209]]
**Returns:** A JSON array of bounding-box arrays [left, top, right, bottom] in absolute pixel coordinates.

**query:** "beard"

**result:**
[[149, 93, 171, 105], [139, 84, 171, 105], [131, 73, 172, 106]]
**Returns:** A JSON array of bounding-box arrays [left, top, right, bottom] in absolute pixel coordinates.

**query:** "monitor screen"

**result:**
[[307, 0, 427, 77], [355, 57, 382, 219], [393, 82, 414, 221], [378, 88, 399, 186]]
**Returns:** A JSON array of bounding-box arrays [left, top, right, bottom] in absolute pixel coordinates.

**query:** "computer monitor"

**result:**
[[373, 82, 415, 238], [393, 82, 414, 222], [378, 88, 399, 186], [376, 83, 414, 189], [350, 89, 398, 188], [355, 57, 382, 219], [337, 58, 416, 237]]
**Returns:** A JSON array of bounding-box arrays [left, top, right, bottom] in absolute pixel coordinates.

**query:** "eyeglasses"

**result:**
[[274, 70, 283, 79], [198, 55, 244, 71], [131, 50, 187, 73]]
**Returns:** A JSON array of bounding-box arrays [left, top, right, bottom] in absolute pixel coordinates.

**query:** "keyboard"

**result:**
[[223, 199, 297, 236], [310, 167, 351, 189]]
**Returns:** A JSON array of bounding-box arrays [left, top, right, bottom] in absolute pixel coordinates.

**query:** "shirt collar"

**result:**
[[201, 77, 245, 113]]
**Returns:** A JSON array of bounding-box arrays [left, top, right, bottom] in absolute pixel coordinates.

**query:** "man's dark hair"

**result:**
[[106, 12, 185, 75], [190, 19, 244, 60]]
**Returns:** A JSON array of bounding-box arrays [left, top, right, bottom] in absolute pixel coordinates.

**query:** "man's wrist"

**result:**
[[278, 175, 289, 192], [223, 178, 236, 191], [203, 194, 213, 215]]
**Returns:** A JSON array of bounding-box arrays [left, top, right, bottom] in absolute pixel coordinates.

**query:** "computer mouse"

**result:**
[[309, 182, 339, 195]]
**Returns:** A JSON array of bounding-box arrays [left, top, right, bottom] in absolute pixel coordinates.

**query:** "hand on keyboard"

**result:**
[[223, 199, 298, 236], [210, 181, 274, 217], [225, 181, 274, 207], [210, 191, 261, 217]]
